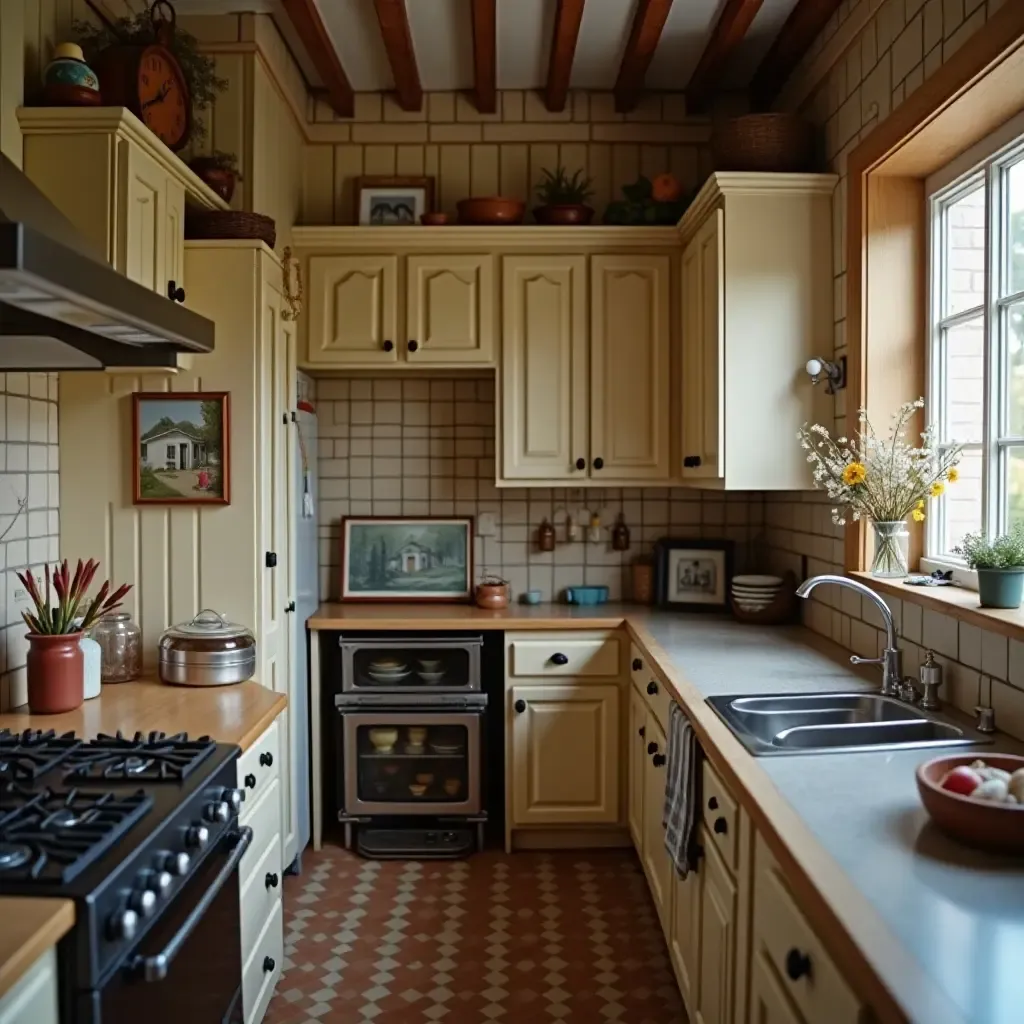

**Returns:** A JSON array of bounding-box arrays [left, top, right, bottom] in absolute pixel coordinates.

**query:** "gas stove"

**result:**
[[0, 729, 246, 1022]]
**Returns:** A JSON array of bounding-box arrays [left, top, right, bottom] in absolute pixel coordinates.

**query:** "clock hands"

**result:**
[[141, 82, 171, 110]]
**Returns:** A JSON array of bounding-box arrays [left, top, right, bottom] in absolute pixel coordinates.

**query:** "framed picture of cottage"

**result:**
[[340, 516, 473, 602], [132, 392, 230, 505]]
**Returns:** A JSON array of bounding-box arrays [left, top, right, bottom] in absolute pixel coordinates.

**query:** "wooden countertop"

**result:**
[[308, 601, 632, 630], [0, 677, 286, 751], [0, 898, 74, 999]]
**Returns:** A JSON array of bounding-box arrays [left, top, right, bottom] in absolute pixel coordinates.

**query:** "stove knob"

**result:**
[[219, 787, 244, 813], [107, 908, 139, 942], [141, 869, 173, 897], [203, 801, 230, 823], [128, 888, 158, 919], [185, 824, 210, 849], [158, 851, 191, 876]]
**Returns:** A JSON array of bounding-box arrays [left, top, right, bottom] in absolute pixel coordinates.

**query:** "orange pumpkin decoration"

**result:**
[[651, 173, 682, 203]]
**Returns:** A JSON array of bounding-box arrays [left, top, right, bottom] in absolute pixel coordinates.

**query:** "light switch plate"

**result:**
[[477, 512, 497, 537]]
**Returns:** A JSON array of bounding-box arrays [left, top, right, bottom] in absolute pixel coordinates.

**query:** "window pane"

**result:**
[[1007, 300, 1024, 435], [944, 186, 986, 316], [942, 316, 985, 443], [1006, 447, 1024, 532], [1008, 159, 1024, 296], [940, 446, 983, 556]]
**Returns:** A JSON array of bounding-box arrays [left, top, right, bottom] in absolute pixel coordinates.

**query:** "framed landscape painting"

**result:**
[[132, 392, 230, 505], [341, 517, 473, 602]]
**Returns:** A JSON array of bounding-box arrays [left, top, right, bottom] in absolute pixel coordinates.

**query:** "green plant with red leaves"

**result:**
[[17, 560, 132, 636]]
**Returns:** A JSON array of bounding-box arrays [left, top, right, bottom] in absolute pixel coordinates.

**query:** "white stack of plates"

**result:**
[[367, 657, 411, 683], [731, 575, 784, 612]]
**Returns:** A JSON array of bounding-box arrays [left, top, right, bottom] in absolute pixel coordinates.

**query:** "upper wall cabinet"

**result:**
[[678, 173, 838, 490]]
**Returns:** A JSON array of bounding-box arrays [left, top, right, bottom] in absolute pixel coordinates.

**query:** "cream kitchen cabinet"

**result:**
[[509, 682, 620, 826], [0, 948, 58, 1024], [628, 685, 647, 848], [678, 172, 837, 489], [640, 709, 672, 931], [695, 833, 737, 1024], [304, 252, 493, 368], [749, 951, 805, 1024], [670, 854, 701, 1014]]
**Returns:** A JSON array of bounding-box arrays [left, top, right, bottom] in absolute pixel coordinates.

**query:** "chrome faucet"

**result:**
[[796, 574, 906, 699]]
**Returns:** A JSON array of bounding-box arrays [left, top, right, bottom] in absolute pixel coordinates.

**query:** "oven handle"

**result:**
[[131, 826, 253, 983]]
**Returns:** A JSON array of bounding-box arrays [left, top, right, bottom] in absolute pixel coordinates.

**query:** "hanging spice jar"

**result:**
[[537, 518, 556, 551], [612, 515, 631, 551]]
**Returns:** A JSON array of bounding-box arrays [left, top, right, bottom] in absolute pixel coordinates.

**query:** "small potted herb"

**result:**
[[956, 526, 1024, 608], [533, 166, 595, 225], [188, 150, 242, 202]]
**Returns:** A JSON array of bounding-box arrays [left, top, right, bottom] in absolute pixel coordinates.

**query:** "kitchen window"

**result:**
[[925, 117, 1024, 579]]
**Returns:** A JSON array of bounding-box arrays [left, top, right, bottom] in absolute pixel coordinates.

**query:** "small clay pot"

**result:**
[[533, 204, 595, 225], [420, 212, 450, 226], [456, 197, 525, 225], [189, 160, 237, 203], [26, 632, 84, 713], [476, 582, 510, 609]]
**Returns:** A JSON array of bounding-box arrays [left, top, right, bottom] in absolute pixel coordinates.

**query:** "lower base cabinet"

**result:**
[[640, 709, 672, 930], [669, 859, 701, 1013], [749, 950, 805, 1024], [0, 949, 58, 1024], [695, 833, 737, 1024]]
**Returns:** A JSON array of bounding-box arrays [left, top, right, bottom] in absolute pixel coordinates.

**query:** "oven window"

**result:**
[[357, 722, 469, 803], [352, 646, 471, 688]]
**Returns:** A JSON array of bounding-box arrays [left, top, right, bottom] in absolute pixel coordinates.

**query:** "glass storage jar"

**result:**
[[91, 611, 142, 682]]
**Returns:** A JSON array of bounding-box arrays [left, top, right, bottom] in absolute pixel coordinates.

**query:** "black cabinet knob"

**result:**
[[692, 455, 702, 467], [263, 956, 276, 973], [265, 551, 277, 568], [550, 652, 569, 665], [713, 817, 728, 835], [408, 339, 419, 352], [244, 773, 256, 789], [647, 681, 658, 696], [647, 741, 658, 755], [593, 457, 604, 470], [708, 796, 718, 811], [265, 872, 279, 890], [514, 699, 527, 713], [632, 658, 642, 671], [260, 752, 274, 768], [683, 456, 694, 468], [285, 601, 296, 614], [575, 457, 585, 470], [653, 754, 666, 767], [785, 948, 811, 982], [383, 340, 394, 352], [638, 726, 645, 738], [167, 280, 185, 302]]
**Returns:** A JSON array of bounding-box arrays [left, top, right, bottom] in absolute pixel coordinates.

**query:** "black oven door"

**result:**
[[83, 826, 251, 1024]]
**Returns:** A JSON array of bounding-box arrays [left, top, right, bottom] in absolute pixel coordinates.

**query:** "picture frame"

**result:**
[[340, 516, 474, 603], [354, 176, 435, 226], [653, 538, 734, 611], [132, 392, 230, 505]]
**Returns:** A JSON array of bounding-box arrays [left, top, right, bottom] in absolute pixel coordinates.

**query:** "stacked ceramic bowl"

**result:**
[[730, 575, 784, 613], [367, 656, 411, 684]]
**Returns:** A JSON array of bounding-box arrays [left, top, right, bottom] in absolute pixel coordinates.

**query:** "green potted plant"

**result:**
[[17, 560, 132, 713], [534, 165, 595, 225], [956, 525, 1024, 608], [188, 150, 241, 202]]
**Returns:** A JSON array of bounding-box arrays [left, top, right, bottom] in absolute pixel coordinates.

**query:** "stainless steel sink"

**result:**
[[706, 692, 992, 756]]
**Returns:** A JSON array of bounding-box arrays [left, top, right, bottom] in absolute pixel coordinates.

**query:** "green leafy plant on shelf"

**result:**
[[603, 174, 692, 225], [535, 166, 595, 206]]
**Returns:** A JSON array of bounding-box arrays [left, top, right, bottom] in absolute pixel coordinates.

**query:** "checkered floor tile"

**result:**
[[263, 845, 686, 1023]]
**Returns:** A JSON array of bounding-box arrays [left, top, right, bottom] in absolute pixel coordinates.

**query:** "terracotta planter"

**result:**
[[533, 204, 594, 225], [26, 632, 85, 713], [189, 162, 237, 203], [475, 582, 510, 609]]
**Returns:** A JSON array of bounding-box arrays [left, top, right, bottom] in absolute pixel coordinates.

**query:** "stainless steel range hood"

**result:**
[[0, 154, 214, 370]]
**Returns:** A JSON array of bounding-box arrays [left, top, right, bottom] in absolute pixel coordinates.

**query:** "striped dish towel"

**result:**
[[663, 701, 701, 878]]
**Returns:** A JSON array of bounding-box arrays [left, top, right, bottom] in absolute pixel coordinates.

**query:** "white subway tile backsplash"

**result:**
[[980, 630, 1008, 681], [958, 622, 982, 669], [922, 609, 958, 659]]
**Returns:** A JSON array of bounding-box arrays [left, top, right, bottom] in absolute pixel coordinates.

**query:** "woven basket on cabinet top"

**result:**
[[185, 210, 277, 249], [712, 113, 815, 173]]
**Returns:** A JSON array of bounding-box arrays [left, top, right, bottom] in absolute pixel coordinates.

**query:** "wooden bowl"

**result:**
[[457, 197, 525, 225], [916, 753, 1024, 854], [420, 212, 449, 226]]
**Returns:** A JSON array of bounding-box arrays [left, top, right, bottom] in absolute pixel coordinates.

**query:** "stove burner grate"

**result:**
[[63, 731, 216, 783], [0, 730, 82, 781]]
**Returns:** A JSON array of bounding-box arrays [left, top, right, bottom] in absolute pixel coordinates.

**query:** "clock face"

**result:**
[[137, 48, 189, 148]]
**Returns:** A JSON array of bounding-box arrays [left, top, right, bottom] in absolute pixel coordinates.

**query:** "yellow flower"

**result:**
[[912, 508, 926, 522], [842, 462, 867, 486], [930, 481, 945, 498], [947, 467, 959, 483], [916, 499, 925, 509]]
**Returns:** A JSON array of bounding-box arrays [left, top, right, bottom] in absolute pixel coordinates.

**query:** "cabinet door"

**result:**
[[590, 255, 671, 480], [670, 858, 702, 1015], [748, 951, 805, 1024], [510, 683, 620, 825], [696, 834, 737, 1024], [406, 254, 494, 364], [163, 178, 186, 299], [681, 209, 724, 480], [307, 255, 398, 365], [641, 711, 672, 931], [628, 686, 646, 850], [120, 143, 165, 292], [501, 256, 588, 481]]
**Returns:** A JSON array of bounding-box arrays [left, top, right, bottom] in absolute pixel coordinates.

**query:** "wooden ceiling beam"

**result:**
[[686, 0, 765, 113], [750, 0, 842, 109], [545, 0, 586, 113], [614, 0, 674, 113], [372, 0, 423, 112], [470, 0, 497, 113], [279, 0, 354, 118]]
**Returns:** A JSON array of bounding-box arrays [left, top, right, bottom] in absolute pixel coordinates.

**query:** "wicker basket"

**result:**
[[712, 114, 815, 173], [185, 210, 276, 248]]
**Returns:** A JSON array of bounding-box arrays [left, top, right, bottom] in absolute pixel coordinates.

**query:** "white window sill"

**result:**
[[919, 557, 978, 591]]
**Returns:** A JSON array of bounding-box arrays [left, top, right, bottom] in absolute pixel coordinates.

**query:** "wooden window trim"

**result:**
[[844, 3, 1024, 573]]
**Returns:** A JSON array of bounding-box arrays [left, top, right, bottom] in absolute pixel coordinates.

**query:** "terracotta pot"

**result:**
[[476, 582, 510, 609], [189, 162, 237, 203], [26, 632, 84, 713], [420, 212, 450, 226], [533, 204, 595, 225], [456, 197, 525, 225]]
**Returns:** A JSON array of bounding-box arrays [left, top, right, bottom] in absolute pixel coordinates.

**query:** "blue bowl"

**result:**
[[564, 586, 609, 606]]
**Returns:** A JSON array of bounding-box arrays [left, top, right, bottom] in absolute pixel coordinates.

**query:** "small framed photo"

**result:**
[[341, 516, 474, 602], [354, 176, 435, 226], [132, 392, 230, 505], [653, 538, 734, 611]]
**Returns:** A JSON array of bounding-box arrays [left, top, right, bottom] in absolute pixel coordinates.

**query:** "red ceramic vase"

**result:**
[[26, 632, 84, 713]]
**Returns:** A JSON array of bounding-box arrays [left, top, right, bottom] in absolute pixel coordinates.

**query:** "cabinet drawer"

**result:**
[[509, 636, 620, 677], [701, 760, 738, 873], [242, 897, 283, 1024], [237, 719, 280, 813], [754, 836, 864, 1024], [240, 832, 282, 965], [239, 778, 281, 893]]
